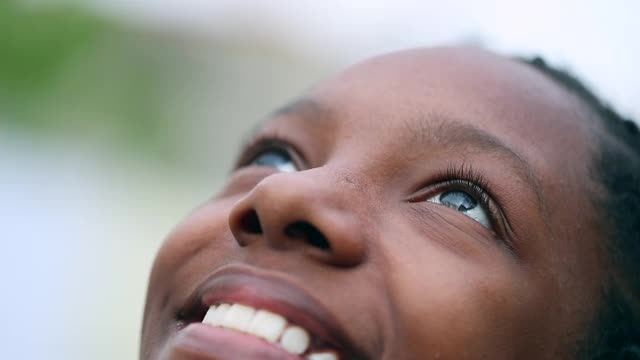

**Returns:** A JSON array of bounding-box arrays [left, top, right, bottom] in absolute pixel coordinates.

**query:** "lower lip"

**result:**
[[166, 323, 303, 360]]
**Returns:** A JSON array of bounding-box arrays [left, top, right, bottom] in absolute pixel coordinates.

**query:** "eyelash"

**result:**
[[238, 139, 495, 213], [439, 165, 493, 207], [409, 165, 503, 234], [234, 132, 303, 171], [235, 139, 511, 249]]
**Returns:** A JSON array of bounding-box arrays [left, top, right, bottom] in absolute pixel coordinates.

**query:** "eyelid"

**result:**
[[406, 165, 492, 204], [407, 167, 514, 252], [234, 132, 307, 171], [408, 178, 490, 207]]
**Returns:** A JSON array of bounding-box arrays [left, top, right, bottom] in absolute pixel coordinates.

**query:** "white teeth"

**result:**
[[247, 309, 287, 342], [202, 305, 217, 324], [203, 303, 230, 326], [201, 302, 328, 357], [280, 325, 311, 354], [307, 352, 338, 360], [222, 304, 256, 331]]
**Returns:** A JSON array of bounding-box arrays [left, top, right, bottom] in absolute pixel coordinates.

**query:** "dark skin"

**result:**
[[141, 47, 610, 359]]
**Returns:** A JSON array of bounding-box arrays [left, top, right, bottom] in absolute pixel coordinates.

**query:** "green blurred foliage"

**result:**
[[0, 1, 176, 155], [0, 1, 330, 168], [0, 1, 105, 124], [0, 0, 106, 106]]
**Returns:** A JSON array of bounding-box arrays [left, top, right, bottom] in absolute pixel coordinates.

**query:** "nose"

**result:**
[[228, 170, 367, 267]]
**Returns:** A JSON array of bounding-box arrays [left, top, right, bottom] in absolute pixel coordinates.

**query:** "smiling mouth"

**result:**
[[175, 265, 368, 360], [200, 302, 338, 359]]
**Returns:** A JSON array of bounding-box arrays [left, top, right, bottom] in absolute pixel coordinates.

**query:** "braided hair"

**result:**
[[520, 57, 640, 359]]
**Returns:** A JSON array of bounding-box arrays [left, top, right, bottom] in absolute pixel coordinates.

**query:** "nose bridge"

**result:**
[[263, 170, 328, 209], [259, 168, 351, 211], [228, 167, 367, 267]]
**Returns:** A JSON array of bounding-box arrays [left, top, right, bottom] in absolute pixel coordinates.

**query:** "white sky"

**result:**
[[89, 0, 640, 120]]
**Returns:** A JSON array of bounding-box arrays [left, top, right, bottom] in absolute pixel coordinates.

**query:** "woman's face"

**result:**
[[141, 48, 606, 360]]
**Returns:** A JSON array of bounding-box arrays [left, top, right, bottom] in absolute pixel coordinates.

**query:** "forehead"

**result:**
[[255, 48, 604, 259], [265, 48, 596, 179]]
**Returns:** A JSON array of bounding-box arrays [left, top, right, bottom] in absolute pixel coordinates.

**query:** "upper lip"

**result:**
[[177, 264, 369, 359]]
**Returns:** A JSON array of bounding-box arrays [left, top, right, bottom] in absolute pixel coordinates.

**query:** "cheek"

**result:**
[[379, 226, 551, 359], [150, 198, 236, 286], [143, 197, 239, 331]]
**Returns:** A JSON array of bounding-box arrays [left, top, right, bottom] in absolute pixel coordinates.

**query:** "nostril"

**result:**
[[285, 221, 331, 250], [240, 209, 262, 234]]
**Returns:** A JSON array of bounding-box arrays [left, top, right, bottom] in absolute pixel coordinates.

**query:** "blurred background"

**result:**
[[1, 0, 638, 358]]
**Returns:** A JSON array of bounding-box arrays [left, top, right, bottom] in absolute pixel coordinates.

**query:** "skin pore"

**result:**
[[141, 47, 610, 359]]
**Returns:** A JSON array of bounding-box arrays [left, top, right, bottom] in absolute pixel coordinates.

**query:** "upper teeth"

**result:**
[[202, 303, 337, 360]]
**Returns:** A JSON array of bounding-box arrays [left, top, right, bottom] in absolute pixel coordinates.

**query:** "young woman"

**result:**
[[141, 47, 640, 360]]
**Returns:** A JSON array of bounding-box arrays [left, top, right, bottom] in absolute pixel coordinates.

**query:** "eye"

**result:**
[[249, 148, 298, 173], [427, 189, 491, 228]]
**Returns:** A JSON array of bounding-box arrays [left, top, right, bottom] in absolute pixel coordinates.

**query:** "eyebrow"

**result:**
[[240, 96, 332, 145], [410, 116, 546, 209], [270, 97, 331, 121], [247, 98, 545, 209], [236, 97, 329, 160]]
